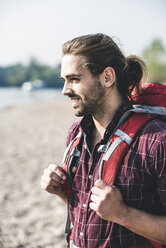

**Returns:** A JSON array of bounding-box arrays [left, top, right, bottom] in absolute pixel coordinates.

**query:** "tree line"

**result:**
[[142, 39, 166, 83], [0, 39, 165, 87], [0, 58, 62, 88]]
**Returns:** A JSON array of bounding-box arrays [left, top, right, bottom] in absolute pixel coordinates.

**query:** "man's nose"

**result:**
[[62, 82, 73, 96]]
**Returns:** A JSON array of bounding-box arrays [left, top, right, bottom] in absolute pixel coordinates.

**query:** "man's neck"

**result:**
[[91, 91, 122, 148]]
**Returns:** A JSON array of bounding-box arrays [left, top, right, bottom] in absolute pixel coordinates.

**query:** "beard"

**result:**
[[71, 77, 105, 117]]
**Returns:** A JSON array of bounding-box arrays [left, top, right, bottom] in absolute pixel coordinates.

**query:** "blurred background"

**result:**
[[0, 0, 166, 108], [0, 0, 166, 247]]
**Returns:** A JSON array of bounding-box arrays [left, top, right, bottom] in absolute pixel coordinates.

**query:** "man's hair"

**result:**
[[62, 33, 147, 99]]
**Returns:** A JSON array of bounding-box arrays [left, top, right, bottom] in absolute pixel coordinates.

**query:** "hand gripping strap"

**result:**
[[101, 113, 163, 247]]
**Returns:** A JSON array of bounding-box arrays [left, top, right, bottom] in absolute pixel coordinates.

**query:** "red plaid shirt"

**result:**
[[66, 102, 166, 248]]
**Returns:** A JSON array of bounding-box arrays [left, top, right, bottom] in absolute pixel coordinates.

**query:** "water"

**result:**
[[0, 87, 63, 109]]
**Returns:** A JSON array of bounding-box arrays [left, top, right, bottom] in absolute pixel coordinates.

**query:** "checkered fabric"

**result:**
[[66, 102, 166, 248]]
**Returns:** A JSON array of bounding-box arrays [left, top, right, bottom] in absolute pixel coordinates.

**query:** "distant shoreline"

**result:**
[[0, 87, 63, 109]]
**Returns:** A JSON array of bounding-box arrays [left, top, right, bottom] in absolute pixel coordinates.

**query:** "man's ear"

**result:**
[[101, 67, 116, 88]]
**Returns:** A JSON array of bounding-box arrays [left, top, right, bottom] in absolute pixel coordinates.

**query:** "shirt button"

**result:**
[[80, 232, 84, 237], [89, 175, 92, 179], [83, 203, 86, 208]]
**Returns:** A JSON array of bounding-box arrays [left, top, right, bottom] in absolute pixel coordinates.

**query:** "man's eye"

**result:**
[[71, 78, 79, 82]]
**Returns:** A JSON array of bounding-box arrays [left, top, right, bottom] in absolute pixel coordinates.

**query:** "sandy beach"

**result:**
[[0, 98, 77, 248]]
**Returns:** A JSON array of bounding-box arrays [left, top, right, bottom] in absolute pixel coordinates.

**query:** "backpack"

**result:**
[[62, 82, 166, 248]]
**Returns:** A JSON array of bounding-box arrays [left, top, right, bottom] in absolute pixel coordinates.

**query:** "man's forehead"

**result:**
[[61, 54, 85, 75], [62, 54, 83, 63]]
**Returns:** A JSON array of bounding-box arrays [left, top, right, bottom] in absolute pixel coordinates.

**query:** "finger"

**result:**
[[90, 193, 100, 203], [89, 202, 97, 211], [45, 168, 66, 184], [91, 185, 103, 196], [43, 168, 63, 184], [49, 164, 67, 180], [41, 175, 62, 187], [94, 179, 108, 189], [40, 179, 54, 190], [40, 180, 58, 194]]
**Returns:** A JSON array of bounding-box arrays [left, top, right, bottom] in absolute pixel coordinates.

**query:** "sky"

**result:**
[[0, 0, 166, 67]]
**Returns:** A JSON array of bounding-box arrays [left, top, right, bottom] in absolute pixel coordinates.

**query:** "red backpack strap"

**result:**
[[101, 112, 163, 248], [101, 113, 156, 185], [149, 240, 163, 248]]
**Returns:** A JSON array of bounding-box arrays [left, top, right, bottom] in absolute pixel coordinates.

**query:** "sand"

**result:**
[[0, 99, 78, 248]]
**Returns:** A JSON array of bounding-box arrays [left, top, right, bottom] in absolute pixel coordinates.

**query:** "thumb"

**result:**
[[94, 179, 108, 189], [72, 166, 77, 173]]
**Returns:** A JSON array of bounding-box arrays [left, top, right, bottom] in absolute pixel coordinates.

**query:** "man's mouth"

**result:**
[[68, 94, 81, 107]]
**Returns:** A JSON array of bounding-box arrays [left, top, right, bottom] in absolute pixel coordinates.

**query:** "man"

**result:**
[[40, 33, 166, 247]]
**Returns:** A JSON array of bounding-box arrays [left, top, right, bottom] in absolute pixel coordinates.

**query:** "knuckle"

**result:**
[[54, 169, 63, 179], [106, 185, 111, 192], [97, 203, 103, 213], [49, 163, 58, 171], [103, 193, 110, 202], [50, 172, 59, 182], [91, 187, 95, 193], [47, 178, 52, 185], [44, 168, 48, 175], [105, 191, 110, 198], [43, 182, 52, 191], [41, 175, 51, 185], [40, 181, 46, 190], [45, 185, 49, 191], [45, 184, 51, 191], [50, 171, 55, 178], [101, 192, 108, 202]]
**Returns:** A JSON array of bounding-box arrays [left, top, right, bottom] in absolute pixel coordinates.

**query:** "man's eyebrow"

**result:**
[[61, 74, 82, 80]]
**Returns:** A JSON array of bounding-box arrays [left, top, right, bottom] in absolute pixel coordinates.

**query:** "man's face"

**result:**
[[61, 54, 105, 117]]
